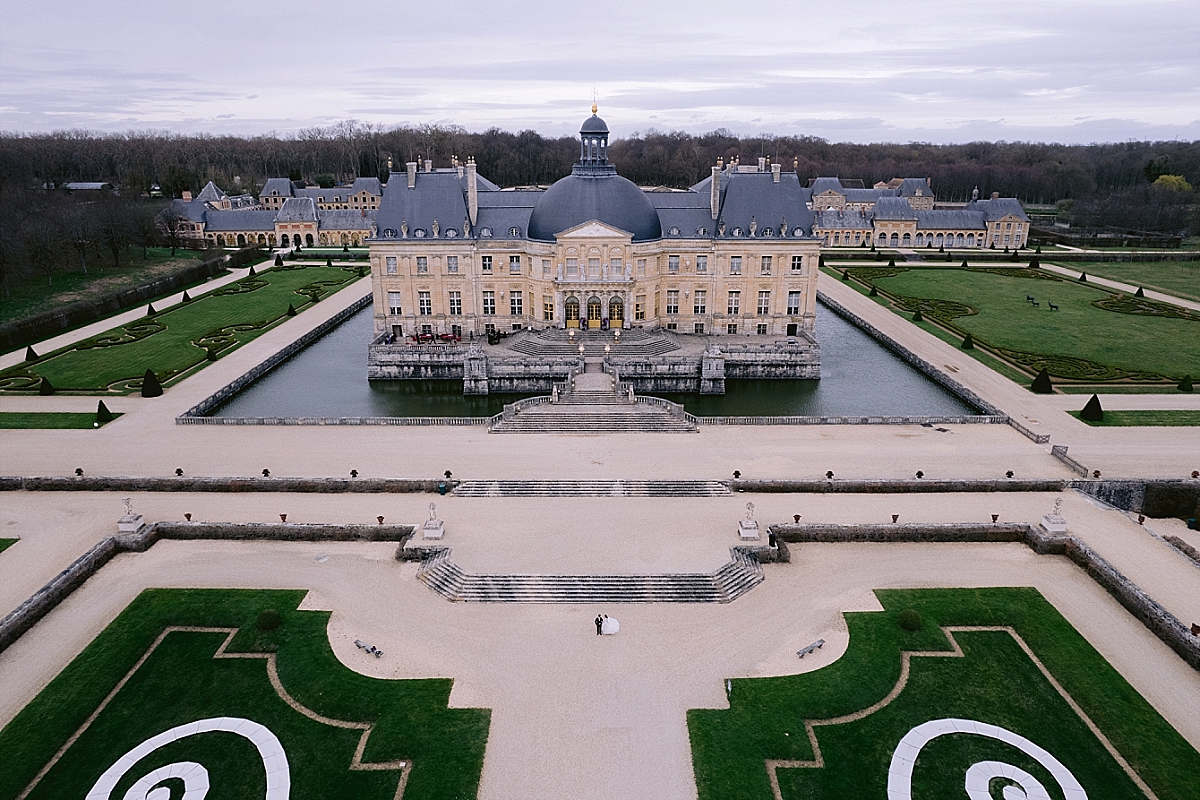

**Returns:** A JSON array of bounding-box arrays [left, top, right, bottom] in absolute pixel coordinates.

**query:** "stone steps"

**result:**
[[416, 547, 764, 603], [491, 412, 697, 433], [451, 480, 732, 497]]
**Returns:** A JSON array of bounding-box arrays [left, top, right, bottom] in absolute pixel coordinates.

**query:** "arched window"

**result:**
[[915, 234, 924, 247], [935, 233, 944, 247], [956, 233, 965, 247], [889, 233, 899, 247], [967, 233, 975, 247], [902, 233, 911, 246], [878, 233, 887, 245], [237, 234, 246, 246], [305, 234, 314, 247]]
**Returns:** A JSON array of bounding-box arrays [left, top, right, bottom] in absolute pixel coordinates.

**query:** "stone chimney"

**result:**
[[991, 191, 1000, 200], [710, 165, 721, 219], [407, 162, 417, 189], [758, 156, 767, 172], [181, 190, 192, 202], [424, 159, 433, 173], [466, 158, 478, 226], [772, 163, 781, 183]]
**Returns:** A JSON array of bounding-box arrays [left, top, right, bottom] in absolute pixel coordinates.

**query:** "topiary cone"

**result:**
[[24, 345, 38, 362], [206, 347, 218, 361], [887, 257, 896, 267], [1135, 287, 1144, 297], [146, 303, 156, 316], [248, 266, 257, 277], [1080, 393, 1104, 422], [141, 369, 163, 398], [841, 270, 849, 281], [1079, 272, 1087, 282], [38, 376, 54, 396], [912, 308, 923, 322], [869, 285, 878, 297], [1179, 375, 1194, 392], [96, 400, 113, 424], [1031, 368, 1053, 394], [1029, 258, 1039, 269], [961, 332, 974, 349], [960, 260, 968, 268], [286, 303, 297, 316], [182, 290, 192, 302], [274, 254, 283, 266]]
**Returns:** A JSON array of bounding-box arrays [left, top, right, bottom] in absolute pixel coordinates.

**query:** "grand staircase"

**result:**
[[414, 547, 765, 603], [489, 365, 698, 434], [451, 480, 731, 497]]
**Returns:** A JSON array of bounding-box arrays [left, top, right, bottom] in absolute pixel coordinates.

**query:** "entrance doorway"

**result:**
[[587, 297, 603, 330], [565, 297, 580, 328], [786, 323, 798, 336], [608, 297, 623, 326]]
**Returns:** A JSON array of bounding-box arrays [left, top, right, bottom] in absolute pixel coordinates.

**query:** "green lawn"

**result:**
[[0, 264, 363, 394], [0, 248, 206, 323], [0, 411, 121, 429], [0, 538, 16, 554], [1059, 261, 1200, 303], [0, 589, 490, 800], [688, 587, 1199, 800], [849, 266, 1199, 386], [1069, 409, 1200, 426]]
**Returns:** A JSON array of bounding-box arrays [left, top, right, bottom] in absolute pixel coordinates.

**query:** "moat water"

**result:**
[[213, 303, 975, 418]]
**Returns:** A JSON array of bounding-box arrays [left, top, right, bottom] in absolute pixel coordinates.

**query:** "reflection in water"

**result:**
[[214, 304, 974, 418]]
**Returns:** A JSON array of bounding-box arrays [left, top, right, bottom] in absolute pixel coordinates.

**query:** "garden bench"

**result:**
[[797, 638, 825, 658]]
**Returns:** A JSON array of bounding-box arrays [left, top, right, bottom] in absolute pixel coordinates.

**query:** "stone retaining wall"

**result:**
[[729, 478, 1067, 494], [768, 520, 1200, 670], [5, 476, 453, 493], [177, 293, 372, 422], [0, 521, 413, 654]]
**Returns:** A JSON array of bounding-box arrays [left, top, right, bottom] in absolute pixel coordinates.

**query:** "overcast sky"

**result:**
[[2, 0, 1197, 144]]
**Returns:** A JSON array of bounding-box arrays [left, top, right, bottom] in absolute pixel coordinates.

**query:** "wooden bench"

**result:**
[[797, 639, 825, 658]]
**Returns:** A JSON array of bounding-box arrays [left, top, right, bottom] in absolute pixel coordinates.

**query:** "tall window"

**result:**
[[566, 257, 578, 276], [757, 290, 771, 315], [416, 256, 428, 274], [727, 291, 740, 315], [791, 255, 803, 272], [385, 256, 397, 274], [509, 255, 522, 274], [693, 290, 707, 315], [388, 291, 401, 315], [588, 258, 600, 277], [761, 255, 772, 275], [542, 259, 551, 277], [610, 258, 622, 275], [482, 291, 495, 315], [543, 296, 554, 321], [666, 290, 679, 315], [510, 291, 523, 317], [446, 256, 458, 274], [696, 255, 708, 273], [635, 295, 646, 321], [481, 255, 492, 273], [448, 291, 462, 316], [418, 291, 432, 315], [668, 255, 680, 273], [787, 291, 801, 315], [637, 259, 646, 276], [730, 256, 742, 275]]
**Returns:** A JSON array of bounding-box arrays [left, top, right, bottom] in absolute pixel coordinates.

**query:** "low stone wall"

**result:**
[[0, 521, 414, 655], [8, 476, 453, 493], [177, 294, 372, 422], [769, 520, 1200, 670], [729, 478, 1067, 494], [700, 414, 1002, 426]]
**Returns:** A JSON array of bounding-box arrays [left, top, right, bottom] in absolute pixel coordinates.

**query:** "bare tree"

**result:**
[[23, 216, 62, 286], [157, 203, 184, 256], [62, 204, 95, 274], [94, 200, 132, 268]]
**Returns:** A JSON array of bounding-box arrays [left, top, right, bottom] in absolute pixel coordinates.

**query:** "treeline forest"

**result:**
[[0, 123, 1197, 302]]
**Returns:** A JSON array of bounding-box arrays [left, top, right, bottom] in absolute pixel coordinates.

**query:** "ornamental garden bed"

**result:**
[[688, 587, 1199, 800], [0, 264, 363, 395], [826, 264, 1199, 392], [0, 588, 490, 800]]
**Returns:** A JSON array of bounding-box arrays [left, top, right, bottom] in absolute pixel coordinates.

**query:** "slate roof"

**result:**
[[896, 177, 933, 197], [319, 209, 376, 230], [276, 197, 318, 222], [171, 198, 208, 223], [195, 181, 227, 204], [261, 178, 294, 198], [966, 198, 1030, 222], [527, 167, 661, 242], [872, 196, 918, 221], [375, 171, 471, 239], [202, 210, 277, 231], [814, 209, 872, 229], [915, 210, 985, 230], [711, 170, 815, 237], [844, 188, 896, 204], [809, 177, 843, 194], [349, 177, 382, 195]]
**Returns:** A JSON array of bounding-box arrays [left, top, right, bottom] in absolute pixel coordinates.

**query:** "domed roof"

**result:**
[[581, 112, 608, 134], [528, 171, 662, 242]]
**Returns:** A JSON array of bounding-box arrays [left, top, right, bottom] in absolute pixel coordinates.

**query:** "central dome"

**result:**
[[527, 107, 662, 242], [528, 171, 662, 242]]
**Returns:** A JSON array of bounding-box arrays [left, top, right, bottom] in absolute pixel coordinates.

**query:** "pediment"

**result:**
[[556, 220, 633, 240]]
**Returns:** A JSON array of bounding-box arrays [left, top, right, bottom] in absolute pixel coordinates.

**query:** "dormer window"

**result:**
[[509, 226, 521, 237]]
